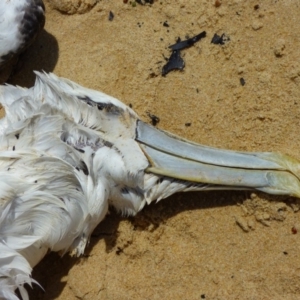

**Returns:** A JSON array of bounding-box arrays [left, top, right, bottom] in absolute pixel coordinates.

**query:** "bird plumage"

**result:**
[[0, 72, 213, 299], [0, 0, 45, 69]]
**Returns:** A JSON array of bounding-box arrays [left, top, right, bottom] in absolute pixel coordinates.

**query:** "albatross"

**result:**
[[0, 72, 300, 299]]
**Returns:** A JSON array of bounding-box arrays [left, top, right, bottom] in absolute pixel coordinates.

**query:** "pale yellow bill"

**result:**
[[136, 121, 300, 198]]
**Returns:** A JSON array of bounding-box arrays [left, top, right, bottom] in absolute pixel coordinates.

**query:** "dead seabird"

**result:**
[[0, 72, 300, 299]]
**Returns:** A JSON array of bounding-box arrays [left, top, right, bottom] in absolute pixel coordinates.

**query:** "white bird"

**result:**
[[0, 0, 45, 80], [0, 72, 300, 299]]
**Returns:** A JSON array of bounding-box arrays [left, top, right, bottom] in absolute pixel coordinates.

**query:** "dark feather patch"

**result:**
[[77, 96, 94, 106], [77, 95, 123, 115], [121, 187, 129, 194], [0, 0, 45, 67], [17, 0, 45, 51], [97, 103, 123, 115], [80, 160, 89, 176], [121, 186, 144, 197], [74, 147, 85, 153], [104, 141, 113, 148]]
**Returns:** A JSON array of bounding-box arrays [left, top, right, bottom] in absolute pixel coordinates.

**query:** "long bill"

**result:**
[[135, 120, 300, 198]]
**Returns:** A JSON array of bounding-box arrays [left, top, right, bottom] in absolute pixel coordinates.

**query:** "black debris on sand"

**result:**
[[211, 33, 230, 45], [162, 49, 185, 76], [108, 11, 114, 21], [162, 32, 206, 76], [169, 31, 206, 51], [147, 112, 160, 126], [136, 0, 154, 4]]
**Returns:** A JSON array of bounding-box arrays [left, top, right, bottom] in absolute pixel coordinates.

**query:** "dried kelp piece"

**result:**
[[161, 31, 206, 76], [169, 31, 207, 51], [162, 50, 185, 76], [211, 33, 230, 45]]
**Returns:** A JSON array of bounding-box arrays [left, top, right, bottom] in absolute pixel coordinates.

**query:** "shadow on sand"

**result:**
[[26, 190, 294, 299], [7, 29, 59, 88]]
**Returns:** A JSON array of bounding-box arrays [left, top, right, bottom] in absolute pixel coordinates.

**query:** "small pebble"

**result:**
[[251, 20, 263, 30], [235, 216, 249, 232], [273, 39, 285, 57]]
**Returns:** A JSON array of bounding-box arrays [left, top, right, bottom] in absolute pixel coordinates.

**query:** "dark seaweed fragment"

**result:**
[[169, 31, 206, 51], [162, 50, 185, 76]]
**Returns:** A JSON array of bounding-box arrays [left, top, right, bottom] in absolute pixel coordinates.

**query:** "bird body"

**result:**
[[0, 0, 45, 69], [1, 72, 300, 299]]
